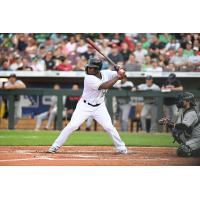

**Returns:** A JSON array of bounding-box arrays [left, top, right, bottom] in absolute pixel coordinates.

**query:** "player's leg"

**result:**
[[120, 104, 131, 132], [171, 104, 178, 122], [48, 102, 90, 152], [186, 137, 200, 156], [93, 103, 127, 154], [150, 105, 158, 132], [14, 101, 22, 125], [140, 104, 150, 132], [86, 116, 93, 131], [35, 112, 48, 130], [45, 108, 57, 130], [177, 137, 200, 157]]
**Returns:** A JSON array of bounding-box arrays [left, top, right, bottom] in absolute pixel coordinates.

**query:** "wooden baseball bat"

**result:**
[[86, 38, 119, 71]]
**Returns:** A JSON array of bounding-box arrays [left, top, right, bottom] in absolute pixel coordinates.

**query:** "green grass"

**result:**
[[0, 130, 178, 147]]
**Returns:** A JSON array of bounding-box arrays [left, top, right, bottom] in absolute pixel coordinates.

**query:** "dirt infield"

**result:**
[[0, 146, 200, 166]]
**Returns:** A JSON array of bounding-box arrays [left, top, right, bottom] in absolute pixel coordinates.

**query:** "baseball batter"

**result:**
[[48, 57, 127, 154]]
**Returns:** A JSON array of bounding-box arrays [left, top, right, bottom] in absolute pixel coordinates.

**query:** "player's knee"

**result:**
[[67, 122, 80, 131], [103, 124, 115, 132], [176, 144, 192, 157]]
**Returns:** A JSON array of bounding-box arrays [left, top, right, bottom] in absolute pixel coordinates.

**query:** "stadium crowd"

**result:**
[[1, 33, 200, 72]]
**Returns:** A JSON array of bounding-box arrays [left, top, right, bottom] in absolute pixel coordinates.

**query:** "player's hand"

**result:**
[[158, 117, 169, 125], [117, 68, 126, 80]]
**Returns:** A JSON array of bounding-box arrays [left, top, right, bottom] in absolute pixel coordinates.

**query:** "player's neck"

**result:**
[[94, 72, 102, 79]]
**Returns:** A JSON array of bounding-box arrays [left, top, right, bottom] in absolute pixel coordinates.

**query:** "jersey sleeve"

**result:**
[[85, 75, 102, 90], [137, 84, 145, 90], [154, 84, 161, 91], [182, 111, 198, 127], [110, 71, 118, 79]]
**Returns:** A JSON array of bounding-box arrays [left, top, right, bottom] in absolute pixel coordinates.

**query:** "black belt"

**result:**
[[84, 100, 100, 107]]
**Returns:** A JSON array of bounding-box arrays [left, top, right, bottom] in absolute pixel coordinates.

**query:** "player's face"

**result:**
[[10, 77, 16, 84], [183, 100, 191, 109], [87, 67, 99, 75], [146, 79, 153, 87]]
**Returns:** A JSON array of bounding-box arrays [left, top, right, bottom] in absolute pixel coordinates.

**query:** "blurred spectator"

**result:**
[[73, 56, 87, 71], [54, 56, 73, 71], [44, 51, 56, 70], [120, 42, 131, 62], [181, 34, 193, 49], [100, 39, 111, 56], [31, 56, 46, 71], [162, 73, 183, 122], [81, 45, 95, 60], [0, 59, 10, 71], [159, 33, 172, 44], [141, 35, 150, 50], [134, 42, 148, 64], [124, 54, 141, 71], [146, 58, 163, 72], [183, 41, 194, 57], [66, 36, 76, 52], [35, 84, 65, 131], [1, 33, 200, 73], [37, 45, 47, 58], [67, 51, 79, 66], [4, 73, 26, 125], [164, 37, 180, 52], [17, 34, 28, 51], [114, 75, 134, 132], [141, 55, 152, 72], [108, 43, 124, 68], [169, 48, 188, 71], [9, 54, 23, 70], [25, 37, 37, 58], [149, 35, 165, 58], [18, 58, 32, 71], [137, 75, 160, 132], [188, 47, 200, 71], [76, 39, 88, 54], [45, 36, 55, 52]]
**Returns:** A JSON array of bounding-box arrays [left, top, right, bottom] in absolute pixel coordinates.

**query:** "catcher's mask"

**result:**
[[176, 92, 196, 109], [85, 57, 102, 74]]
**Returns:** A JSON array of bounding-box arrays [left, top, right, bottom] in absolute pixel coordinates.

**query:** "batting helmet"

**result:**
[[176, 92, 196, 108], [85, 57, 102, 73]]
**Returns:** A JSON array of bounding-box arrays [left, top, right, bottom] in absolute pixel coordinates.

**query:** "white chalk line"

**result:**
[[0, 156, 169, 163]]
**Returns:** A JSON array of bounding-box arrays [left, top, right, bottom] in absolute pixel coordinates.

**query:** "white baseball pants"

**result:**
[[52, 98, 127, 152]]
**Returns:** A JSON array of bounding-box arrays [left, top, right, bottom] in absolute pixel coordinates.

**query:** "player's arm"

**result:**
[[15, 82, 26, 89], [99, 69, 125, 90], [171, 85, 183, 91], [99, 76, 120, 90]]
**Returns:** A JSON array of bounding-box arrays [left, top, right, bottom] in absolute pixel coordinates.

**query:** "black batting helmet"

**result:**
[[176, 92, 196, 108], [85, 57, 102, 73]]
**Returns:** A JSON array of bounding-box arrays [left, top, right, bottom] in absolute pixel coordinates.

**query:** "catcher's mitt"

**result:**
[[158, 117, 184, 144]]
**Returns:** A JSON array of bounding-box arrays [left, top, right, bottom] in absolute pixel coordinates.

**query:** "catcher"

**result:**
[[159, 92, 200, 157]]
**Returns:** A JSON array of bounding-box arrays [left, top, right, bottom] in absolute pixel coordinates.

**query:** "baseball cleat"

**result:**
[[117, 148, 128, 154], [48, 146, 59, 153]]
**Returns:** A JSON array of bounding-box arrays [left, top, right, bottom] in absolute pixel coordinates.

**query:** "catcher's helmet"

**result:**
[[85, 57, 102, 72], [176, 92, 196, 108]]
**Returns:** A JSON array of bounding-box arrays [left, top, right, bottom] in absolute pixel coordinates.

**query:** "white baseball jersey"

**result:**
[[51, 69, 127, 153], [82, 70, 117, 105]]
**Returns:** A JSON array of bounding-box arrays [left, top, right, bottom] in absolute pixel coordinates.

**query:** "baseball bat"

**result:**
[[86, 38, 119, 71]]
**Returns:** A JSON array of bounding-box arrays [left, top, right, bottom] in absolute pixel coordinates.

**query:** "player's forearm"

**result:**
[[171, 86, 183, 91], [99, 76, 119, 90]]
